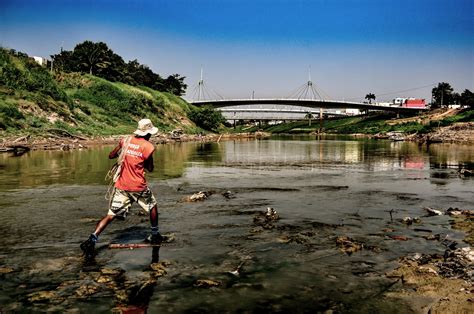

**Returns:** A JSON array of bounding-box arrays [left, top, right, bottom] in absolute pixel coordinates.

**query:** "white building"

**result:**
[[32, 56, 48, 66]]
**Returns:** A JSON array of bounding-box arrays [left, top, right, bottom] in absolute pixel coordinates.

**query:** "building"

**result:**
[[392, 97, 426, 108], [404, 99, 426, 108], [32, 56, 48, 67]]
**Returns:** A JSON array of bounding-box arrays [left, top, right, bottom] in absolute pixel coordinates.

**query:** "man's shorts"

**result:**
[[108, 187, 157, 219]]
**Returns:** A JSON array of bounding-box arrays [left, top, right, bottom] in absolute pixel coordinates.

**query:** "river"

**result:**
[[0, 136, 472, 312]]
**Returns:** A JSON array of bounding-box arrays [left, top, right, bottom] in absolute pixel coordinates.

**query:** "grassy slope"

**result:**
[[0, 49, 199, 137], [236, 110, 473, 134]]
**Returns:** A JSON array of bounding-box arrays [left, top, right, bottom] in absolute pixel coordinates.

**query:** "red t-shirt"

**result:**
[[115, 137, 155, 192]]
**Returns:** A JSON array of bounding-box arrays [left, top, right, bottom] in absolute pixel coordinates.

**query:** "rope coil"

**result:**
[[105, 136, 132, 201]]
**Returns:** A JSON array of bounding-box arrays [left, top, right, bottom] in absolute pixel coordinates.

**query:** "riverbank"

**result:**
[[383, 209, 473, 313], [0, 131, 271, 153]]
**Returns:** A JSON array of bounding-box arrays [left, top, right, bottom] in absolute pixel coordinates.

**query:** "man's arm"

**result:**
[[144, 154, 154, 172], [109, 144, 121, 159]]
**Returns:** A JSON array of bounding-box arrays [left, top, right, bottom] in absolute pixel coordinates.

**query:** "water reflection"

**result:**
[[0, 142, 223, 190], [0, 138, 471, 191], [219, 139, 472, 173]]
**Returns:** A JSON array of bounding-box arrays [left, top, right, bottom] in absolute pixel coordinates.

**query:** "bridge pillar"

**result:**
[[319, 108, 323, 131]]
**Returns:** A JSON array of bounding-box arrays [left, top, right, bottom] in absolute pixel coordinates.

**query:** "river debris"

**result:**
[[401, 216, 421, 225], [222, 190, 235, 199], [184, 191, 213, 202], [424, 207, 444, 216], [227, 261, 245, 277], [253, 207, 280, 229], [387, 131, 406, 141], [458, 168, 473, 177], [424, 206, 473, 217], [390, 247, 473, 284], [194, 279, 221, 288]]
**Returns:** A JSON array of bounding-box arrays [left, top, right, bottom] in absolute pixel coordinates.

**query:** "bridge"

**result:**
[[188, 67, 428, 122], [190, 98, 425, 113]]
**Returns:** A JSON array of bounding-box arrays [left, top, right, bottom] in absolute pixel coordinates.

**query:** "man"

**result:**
[[81, 118, 163, 257]]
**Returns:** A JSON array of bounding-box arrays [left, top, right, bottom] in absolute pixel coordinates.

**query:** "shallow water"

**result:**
[[0, 136, 473, 312]]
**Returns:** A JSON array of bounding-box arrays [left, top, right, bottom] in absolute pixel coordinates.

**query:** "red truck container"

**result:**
[[404, 99, 425, 108]]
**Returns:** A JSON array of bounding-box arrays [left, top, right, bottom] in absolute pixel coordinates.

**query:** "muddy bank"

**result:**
[[0, 131, 270, 152], [383, 209, 473, 312]]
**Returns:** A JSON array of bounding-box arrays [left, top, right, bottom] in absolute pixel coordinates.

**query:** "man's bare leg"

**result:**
[[149, 205, 163, 243]]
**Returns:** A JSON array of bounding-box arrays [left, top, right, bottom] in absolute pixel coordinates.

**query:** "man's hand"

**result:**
[[109, 144, 121, 159], [144, 155, 154, 172]]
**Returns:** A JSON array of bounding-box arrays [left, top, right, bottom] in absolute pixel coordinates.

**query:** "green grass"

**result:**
[[0, 48, 205, 136]]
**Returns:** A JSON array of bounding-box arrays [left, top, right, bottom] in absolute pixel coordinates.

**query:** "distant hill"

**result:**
[[0, 48, 200, 137]]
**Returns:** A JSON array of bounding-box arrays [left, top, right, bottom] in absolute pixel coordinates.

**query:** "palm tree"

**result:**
[[365, 93, 376, 104]]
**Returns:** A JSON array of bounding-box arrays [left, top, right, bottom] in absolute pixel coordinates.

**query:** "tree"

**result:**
[[365, 93, 376, 104], [189, 106, 225, 131], [459, 89, 474, 108], [432, 82, 454, 108], [49, 40, 187, 96], [50, 50, 75, 72], [163, 74, 187, 96], [72, 41, 113, 75]]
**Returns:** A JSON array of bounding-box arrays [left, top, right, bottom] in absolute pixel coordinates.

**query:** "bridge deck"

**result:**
[[190, 98, 426, 112]]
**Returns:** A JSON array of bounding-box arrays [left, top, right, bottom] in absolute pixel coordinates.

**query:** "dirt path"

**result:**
[[387, 108, 461, 126]]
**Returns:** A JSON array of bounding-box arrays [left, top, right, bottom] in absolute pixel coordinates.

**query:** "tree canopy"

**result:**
[[51, 41, 187, 96]]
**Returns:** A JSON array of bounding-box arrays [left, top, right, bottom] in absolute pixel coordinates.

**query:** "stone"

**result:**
[[194, 279, 221, 288]]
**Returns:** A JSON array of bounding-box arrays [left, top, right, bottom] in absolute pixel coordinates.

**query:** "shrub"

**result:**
[[188, 106, 226, 131]]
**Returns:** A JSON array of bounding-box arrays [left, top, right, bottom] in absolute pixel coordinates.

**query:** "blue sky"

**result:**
[[1, 0, 473, 101]]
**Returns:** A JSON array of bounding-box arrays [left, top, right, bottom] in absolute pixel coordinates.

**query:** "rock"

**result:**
[[336, 236, 363, 255], [423, 234, 441, 241], [150, 263, 167, 277], [0, 267, 14, 274], [27, 291, 63, 303], [96, 275, 113, 284], [389, 235, 409, 241], [100, 267, 124, 277], [75, 284, 99, 298], [402, 217, 413, 225], [277, 234, 309, 244], [194, 279, 221, 288]]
